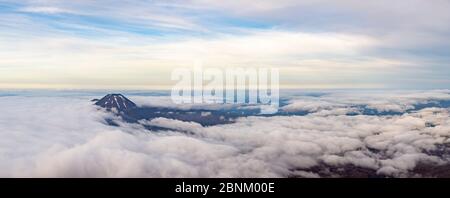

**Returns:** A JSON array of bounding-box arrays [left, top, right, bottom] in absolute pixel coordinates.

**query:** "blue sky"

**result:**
[[0, 0, 449, 89]]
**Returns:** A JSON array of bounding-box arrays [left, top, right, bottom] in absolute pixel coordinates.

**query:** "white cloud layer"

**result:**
[[282, 90, 450, 113], [0, 90, 449, 177]]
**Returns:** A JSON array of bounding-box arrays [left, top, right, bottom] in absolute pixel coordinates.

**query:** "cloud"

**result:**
[[282, 90, 450, 113], [19, 6, 73, 14], [0, 30, 385, 89], [192, 0, 450, 41], [1, 90, 449, 177], [140, 118, 203, 132]]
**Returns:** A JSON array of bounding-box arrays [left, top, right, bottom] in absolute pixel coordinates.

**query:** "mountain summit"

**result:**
[[94, 94, 137, 112]]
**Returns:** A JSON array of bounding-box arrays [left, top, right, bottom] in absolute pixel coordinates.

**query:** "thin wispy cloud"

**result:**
[[19, 6, 72, 14]]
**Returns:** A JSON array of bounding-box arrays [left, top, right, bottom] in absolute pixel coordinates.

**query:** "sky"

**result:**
[[0, 0, 449, 89]]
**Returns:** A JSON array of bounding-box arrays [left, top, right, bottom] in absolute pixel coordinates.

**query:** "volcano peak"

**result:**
[[94, 93, 137, 112]]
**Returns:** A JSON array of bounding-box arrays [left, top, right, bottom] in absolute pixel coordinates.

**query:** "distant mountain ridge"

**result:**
[[92, 93, 250, 128]]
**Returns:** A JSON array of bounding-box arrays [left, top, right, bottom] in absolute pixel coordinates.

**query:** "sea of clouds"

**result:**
[[0, 90, 449, 177]]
